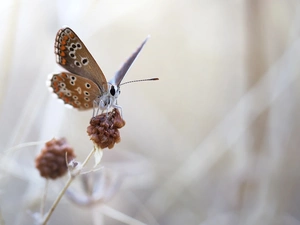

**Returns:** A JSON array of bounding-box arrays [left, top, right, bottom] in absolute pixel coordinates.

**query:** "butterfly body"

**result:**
[[50, 27, 149, 113]]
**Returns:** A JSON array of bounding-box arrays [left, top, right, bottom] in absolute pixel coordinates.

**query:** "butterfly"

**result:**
[[49, 27, 156, 114]]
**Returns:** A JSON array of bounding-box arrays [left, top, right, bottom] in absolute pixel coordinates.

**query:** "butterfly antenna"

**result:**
[[120, 77, 159, 86]]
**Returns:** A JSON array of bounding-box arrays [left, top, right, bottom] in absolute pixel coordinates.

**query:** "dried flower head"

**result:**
[[35, 138, 76, 179], [87, 108, 126, 149]]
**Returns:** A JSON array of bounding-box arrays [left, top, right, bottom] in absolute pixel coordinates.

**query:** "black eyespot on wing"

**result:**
[[82, 58, 88, 65], [75, 61, 81, 67]]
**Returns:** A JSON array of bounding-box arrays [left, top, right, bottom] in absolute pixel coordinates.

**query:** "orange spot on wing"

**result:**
[[60, 45, 66, 51], [69, 32, 75, 38], [60, 51, 65, 57], [64, 97, 70, 103], [61, 73, 68, 78], [61, 40, 67, 45], [59, 92, 64, 98], [56, 76, 63, 81], [52, 81, 58, 87], [61, 58, 67, 65], [63, 35, 69, 41]]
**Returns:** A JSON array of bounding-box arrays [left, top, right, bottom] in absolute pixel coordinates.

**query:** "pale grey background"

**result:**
[[1, 0, 300, 224]]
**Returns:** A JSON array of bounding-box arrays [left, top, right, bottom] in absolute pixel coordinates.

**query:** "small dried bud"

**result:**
[[87, 109, 125, 149], [35, 138, 76, 179]]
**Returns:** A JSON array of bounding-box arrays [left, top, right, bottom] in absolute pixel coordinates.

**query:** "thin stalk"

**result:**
[[41, 147, 96, 225], [40, 179, 49, 217], [100, 205, 147, 225]]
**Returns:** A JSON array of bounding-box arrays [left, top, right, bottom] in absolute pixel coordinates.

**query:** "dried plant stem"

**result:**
[[100, 205, 147, 225], [4, 140, 49, 154], [42, 175, 74, 225], [82, 146, 96, 167], [40, 179, 49, 217], [41, 147, 96, 225]]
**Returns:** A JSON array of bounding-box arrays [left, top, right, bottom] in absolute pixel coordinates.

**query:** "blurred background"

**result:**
[[1, 0, 300, 224]]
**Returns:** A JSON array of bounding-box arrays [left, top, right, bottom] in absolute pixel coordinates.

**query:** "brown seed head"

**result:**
[[87, 109, 126, 149], [35, 138, 76, 179]]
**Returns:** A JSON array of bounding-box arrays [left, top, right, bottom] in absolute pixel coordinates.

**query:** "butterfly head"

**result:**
[[108, 82, 121, 99], [97, 83, 121, 111]]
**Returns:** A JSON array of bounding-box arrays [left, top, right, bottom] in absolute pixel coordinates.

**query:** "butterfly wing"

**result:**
[[54, 27, 108, 94], [50, 72, 101, 110], [110, 36, 150, 87]]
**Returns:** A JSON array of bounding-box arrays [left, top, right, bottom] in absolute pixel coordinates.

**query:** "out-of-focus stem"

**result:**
[[41, 147, 96, 225], [40, 179, 49, 217]]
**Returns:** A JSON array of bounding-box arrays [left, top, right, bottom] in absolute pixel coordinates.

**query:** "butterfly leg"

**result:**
[[112, 104, 123, 117], [92, 101, 96, 117], [110, 97, 123, 117], [96, 98, 110, 117], [93, 100, 101, 117]]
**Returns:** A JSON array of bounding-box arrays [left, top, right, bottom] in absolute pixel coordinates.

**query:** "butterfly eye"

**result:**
[[110, 86, 116, 96]]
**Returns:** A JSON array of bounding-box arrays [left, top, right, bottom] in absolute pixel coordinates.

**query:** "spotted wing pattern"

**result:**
[[54, 27, 108, 94], [50, 72, 101, 110]]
